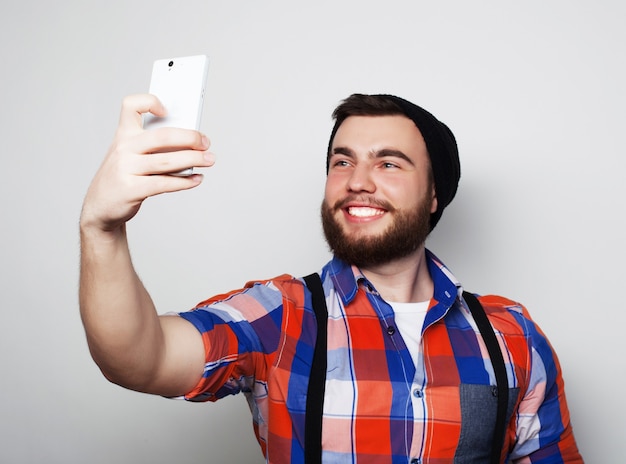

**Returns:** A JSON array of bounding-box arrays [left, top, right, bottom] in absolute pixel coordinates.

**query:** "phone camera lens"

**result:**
[[168, 61, 174, 67]]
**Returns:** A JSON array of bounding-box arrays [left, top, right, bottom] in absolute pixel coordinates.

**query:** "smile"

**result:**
[[347, 206, 385, 218]]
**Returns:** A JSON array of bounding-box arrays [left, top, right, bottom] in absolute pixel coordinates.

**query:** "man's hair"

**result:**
[[332, 93, 405, 124], [326, 94, 405, 170]]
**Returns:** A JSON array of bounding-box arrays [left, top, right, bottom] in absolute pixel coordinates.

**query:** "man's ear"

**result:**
[[430, 187, 438, 214]]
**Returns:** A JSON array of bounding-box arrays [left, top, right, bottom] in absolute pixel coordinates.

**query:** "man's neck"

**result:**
[[360, 247, 433, 303]]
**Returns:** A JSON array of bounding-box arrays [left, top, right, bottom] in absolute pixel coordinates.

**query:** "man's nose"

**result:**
[[347, 165, 375, 193]]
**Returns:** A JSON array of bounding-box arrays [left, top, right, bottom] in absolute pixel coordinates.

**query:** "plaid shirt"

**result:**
[[180, 251, 582, 463]]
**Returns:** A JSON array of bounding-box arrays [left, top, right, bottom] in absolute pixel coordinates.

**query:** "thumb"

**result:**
[[117, 94, 167, 134]]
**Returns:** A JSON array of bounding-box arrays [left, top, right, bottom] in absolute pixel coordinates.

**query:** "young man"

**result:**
[[80, 93, 582, 463]]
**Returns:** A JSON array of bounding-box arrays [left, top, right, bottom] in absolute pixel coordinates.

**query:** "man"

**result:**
[[80, 93, 582, 463]]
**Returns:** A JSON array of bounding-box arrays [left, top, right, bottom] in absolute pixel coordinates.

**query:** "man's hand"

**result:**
[[80, 93, 215, 233]]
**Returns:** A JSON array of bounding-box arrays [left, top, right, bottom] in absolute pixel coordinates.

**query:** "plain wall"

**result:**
[[1, 1, 624, 462]]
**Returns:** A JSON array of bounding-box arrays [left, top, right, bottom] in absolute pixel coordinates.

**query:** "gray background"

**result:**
[[1, 1, 623, 462]]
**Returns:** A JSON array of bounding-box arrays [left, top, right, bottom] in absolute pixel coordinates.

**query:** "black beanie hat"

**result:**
[[326, 94, 460, 230]]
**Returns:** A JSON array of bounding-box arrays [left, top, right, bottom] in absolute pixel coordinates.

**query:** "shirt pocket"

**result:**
[[455, 383, 520, 463]]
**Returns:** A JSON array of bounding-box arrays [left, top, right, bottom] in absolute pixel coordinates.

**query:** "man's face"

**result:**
[[322, 115, 437, 268]]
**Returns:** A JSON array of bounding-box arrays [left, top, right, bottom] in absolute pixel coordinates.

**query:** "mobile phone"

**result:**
[[143, 54, 209, 176]]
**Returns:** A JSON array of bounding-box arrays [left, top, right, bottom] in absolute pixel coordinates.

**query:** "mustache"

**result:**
[[332, 195, 395, 212]]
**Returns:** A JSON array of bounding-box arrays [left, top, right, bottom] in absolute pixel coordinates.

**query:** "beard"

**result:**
[[321, 193, 432, 269]]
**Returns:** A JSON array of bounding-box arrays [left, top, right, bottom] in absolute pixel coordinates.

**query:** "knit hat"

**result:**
[[327, 94, 460, 230]]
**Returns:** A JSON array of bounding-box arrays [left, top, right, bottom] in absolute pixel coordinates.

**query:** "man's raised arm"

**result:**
[[79, 94, 214, 397]]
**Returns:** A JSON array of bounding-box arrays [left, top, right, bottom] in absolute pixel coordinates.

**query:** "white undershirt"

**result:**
[[389, 301, 430, 367]]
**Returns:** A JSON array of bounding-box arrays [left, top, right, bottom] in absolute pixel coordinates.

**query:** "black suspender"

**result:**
[[303, 274, 508, 464], [463, 291, 509, 464], [303, 273, 328, 464]]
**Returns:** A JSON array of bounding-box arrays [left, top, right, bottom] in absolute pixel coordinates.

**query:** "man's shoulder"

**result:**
[[243, 273, 309, 300], [474, 294, 525, 315], [471, 293, 538, 336], [244, 273, 299, 287]]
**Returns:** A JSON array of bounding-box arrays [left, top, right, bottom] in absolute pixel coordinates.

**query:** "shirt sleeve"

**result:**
[[509, 312, 583, 463], [178, 279, 286, 402]]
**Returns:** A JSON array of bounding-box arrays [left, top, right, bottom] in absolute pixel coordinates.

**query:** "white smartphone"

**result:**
[[143, 54, 209, 176]]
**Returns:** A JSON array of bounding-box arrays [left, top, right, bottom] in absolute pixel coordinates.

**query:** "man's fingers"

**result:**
[[133, 149, 216, 176], [136, 172, 206, 198], [129, 126, 210, 154], [117, 94, 167, 133]]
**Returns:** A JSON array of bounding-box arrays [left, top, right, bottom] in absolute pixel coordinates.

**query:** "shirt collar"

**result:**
[[324, 249, 463, 310], [325, 256, 361, 305], [424, 249, 464, 325]]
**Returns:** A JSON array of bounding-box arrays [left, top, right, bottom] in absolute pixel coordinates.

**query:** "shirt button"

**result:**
[[412, 388, 423, 398], [387, 326, 396, 335]]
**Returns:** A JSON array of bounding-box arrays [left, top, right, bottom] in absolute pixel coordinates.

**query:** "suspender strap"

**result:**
[[303, 273, 328, 464], [463, 291, 509, 464]]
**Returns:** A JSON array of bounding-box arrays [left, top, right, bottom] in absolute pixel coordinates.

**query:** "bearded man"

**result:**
[[79, 93, 582, 463]]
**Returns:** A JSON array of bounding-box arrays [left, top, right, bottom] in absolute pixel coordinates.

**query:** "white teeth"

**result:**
[[347, 207, 384, 218]]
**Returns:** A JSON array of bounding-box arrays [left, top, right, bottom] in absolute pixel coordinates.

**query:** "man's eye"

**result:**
[[382, 162, 398, 169]]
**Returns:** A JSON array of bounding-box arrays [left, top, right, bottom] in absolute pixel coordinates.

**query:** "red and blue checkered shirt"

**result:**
[[179, 251, 582, 463]]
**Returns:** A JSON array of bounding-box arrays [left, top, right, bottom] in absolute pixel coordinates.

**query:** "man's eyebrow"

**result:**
[[331, 147, 415, 166], [331, 146, 355, 158], [374, 148, 415, 166]]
